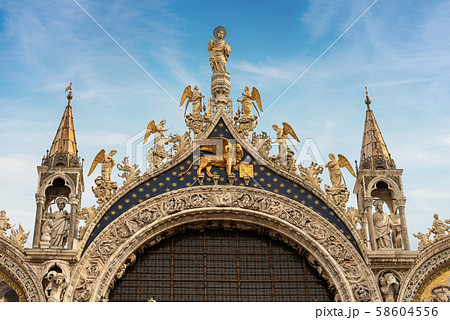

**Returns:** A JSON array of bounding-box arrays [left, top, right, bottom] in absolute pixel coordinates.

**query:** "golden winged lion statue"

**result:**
[[178, 138, 244, 178]]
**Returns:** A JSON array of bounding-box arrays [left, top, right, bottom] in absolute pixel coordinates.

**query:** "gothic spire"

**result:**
[[43, 83, 80, 167], [359, 87, 394, 170]]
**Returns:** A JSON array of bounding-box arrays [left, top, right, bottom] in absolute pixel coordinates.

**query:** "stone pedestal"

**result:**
[[211, 73, 230, 103]]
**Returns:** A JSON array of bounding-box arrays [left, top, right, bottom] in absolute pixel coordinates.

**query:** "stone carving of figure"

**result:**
[[272, 124, 287, 162], [50, 199, 70, 248], [0, 210, 11, 238], [101, 150, 117, 182], [413, 231, 432, 251], [207, 27, 230, 74], [237, 86, 253, 118], [379, 272, 399, 302], [146, 120, 167, 171], [191, 86, 204, 120], [393, 224, 403, 249], [45, 271, 68, 302], [373, 200, 393, 249], [325, 153, 342, 188], [428, 213, 449, 241]]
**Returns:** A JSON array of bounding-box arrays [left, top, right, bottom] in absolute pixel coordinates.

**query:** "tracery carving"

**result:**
[[167, 132, 191, 159], [251, 131, 271, 158], [413, 232, 433, 251], [78, 206, 96, 239], [117, 156, 141, 186], [346, 207, 363, 228], [298, 162, 323, 189], [8, 224, 29, 251]]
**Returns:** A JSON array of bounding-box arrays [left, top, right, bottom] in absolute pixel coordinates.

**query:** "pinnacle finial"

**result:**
[[364, 86, 371, 110], [65, 82, 73, 106]]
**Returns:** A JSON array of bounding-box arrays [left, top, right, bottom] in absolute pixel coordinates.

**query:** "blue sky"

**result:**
[[1, 0, 449, 249]]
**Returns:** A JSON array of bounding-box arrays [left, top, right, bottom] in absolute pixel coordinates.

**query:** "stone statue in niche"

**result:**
[[44, 270, 68, 302], [392, 224, 403, 249], [379, 272, 399, 302], [40, 219, 52, 248], [49, 198, 70, 248], [373, 200, 393, 249]]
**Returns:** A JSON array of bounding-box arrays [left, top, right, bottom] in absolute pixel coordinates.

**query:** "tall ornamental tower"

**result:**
[[353, 88, 410, 251], [32, 84, 84, 250]]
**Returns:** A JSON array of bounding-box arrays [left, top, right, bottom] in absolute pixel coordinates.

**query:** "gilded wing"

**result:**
[[251, 87, 263, 112], [143, 120, 156, 144], [282, 122, 300, 142], [179, 85, 192, 107], [88, 149, 105, 176], [338, 154, 356, 178], [199, 137, 229, 155]]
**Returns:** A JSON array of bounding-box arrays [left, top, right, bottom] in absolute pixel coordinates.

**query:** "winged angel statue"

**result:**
[[179, 85, 205, 120], [88, 150, 118, 205], [237, 86, 263, 118], [324, 153, 356, 210], [143, 120, 167, 171], [325, 153, 356, 188], [272, 122, 300, 154]]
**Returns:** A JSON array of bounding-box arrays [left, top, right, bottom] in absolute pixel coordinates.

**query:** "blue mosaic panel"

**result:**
[[84, 119, 360, 255]]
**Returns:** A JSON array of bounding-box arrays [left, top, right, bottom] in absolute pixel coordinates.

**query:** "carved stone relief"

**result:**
[[70, 187, 378, 302]]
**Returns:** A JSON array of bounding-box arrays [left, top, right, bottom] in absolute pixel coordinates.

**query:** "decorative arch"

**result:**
[[399, 237, 450, 301], [0, 238, 44, 301], [367, 176, 401, 196], [38, 173, 75, 195], [68, 187, 381, 302]]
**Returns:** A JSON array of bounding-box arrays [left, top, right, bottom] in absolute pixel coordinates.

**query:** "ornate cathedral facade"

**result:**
[[0, 27, 449, 302]]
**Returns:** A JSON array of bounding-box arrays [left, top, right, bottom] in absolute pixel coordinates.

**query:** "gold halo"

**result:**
[[213, 26, 226, 40]]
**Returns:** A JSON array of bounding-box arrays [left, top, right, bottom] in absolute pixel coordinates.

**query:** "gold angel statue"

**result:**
[[88, 149, 117, 182], [180, 85, 205, 119], [237, 86, 263, 118], [272, 122, 300, 155], [143, 120, 167, 145], [325, 153, 356, 188]]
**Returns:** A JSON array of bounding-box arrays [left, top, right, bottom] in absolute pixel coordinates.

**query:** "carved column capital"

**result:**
[[35, 193, 45, 204], [395, 197, 406, 207], [363, 197, 373, 209], [68, 194, 80, 206]]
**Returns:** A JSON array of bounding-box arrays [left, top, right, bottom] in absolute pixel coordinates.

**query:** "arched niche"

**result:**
[[368, 177, 401, 215]]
